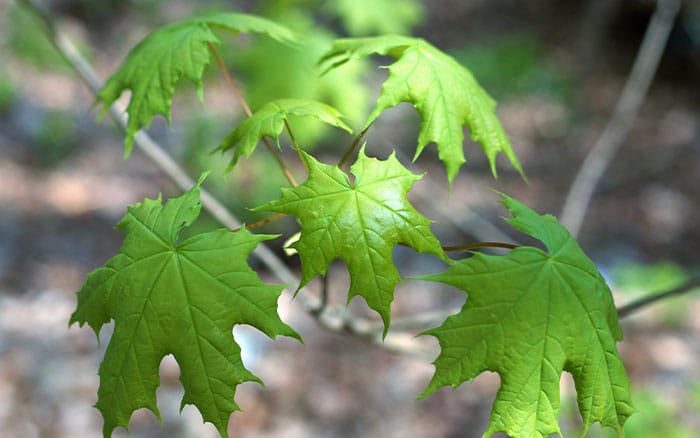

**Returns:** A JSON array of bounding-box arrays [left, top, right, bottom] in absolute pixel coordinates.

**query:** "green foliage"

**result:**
[[609, 389, 695, 438], [225, 8, 370, 145], [419, 195, 633, 437], [611, 261, 698, 325], [450, 35, 573, 100], [7, 3, 71, 69], [67, 6, 648, 438], [29, 110, 80, 167], [321, 35, 524, 184], [97, 12, 297, 154], [256, 148, 447, 334], [326, 0, 424, 36], [0, 74, 17, 113], [612, 261, 690, 293], [218, 98, 353, 169], [70, 177, 300, 437]]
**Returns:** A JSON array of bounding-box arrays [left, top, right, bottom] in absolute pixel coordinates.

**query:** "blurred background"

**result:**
[[0, 0, 699, 436]]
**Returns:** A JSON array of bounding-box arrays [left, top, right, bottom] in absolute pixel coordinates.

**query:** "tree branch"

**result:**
[[560, 0, 681, 237]]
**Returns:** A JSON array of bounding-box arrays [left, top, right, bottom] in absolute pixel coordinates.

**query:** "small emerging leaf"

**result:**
[[321, 36, 523, 184], [256, 148, 447, 334], [98, 12, 297, 155], [70, 176, 300, 438], [217, 98, 353, 169], [419, 195, 633, 438]]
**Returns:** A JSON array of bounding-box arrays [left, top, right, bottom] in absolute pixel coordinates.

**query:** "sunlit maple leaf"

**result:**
[[70, 176, 300, 438], [320, 35, 523, 185], [419, 194, 633, 438], [256, 148, 447, 334]]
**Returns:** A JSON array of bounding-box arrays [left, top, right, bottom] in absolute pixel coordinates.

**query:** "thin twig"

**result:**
[[361, 274, 700, 337], [560, 0, 681, 237], [208, 41, 253, 117], [310, 274, 330, 317], [284, 119, 308, 171], [366, 307, 462, 333], [617, 276, 700, 318], [338, 125, 370, 168], [208, 42, 298, 187], [242, 212, 287, 231], [315, 305, 437, 360]]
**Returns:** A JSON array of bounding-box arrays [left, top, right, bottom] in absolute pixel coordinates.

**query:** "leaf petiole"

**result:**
[[208, 42, 298, 187], [284, 119, 308, 173], [234, 212, 287, 232], [338, 124, 370, 168]]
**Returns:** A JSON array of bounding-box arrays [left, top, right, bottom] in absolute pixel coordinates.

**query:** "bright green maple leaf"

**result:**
[[256, 148, 447, 333], [69, 177, 300, 438], [98, 12, 296, 155], [321, 35, 523, 184], [419, 195, 633, 438], [217, 98, 353, 169]]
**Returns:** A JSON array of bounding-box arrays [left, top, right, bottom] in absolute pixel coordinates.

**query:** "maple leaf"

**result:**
[[320, 35, 523, 185], [256, 148, 447, 333], [98, 12, 297, 155], [217, 98, 353, 169], [69, 176, 300, 438], [419, 195, 633, 438]]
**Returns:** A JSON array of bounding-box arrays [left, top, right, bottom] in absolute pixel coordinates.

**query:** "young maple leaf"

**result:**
[[419, 195, 633, 438], [69, 177, 300, 438], [98, 12, 297, 155], [320, 35, 524, 185], [217, 98, 353, 169], [256, 148, 447, 334]]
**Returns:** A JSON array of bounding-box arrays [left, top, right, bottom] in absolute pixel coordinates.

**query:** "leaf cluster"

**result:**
[[72, 8, 634, 438]]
